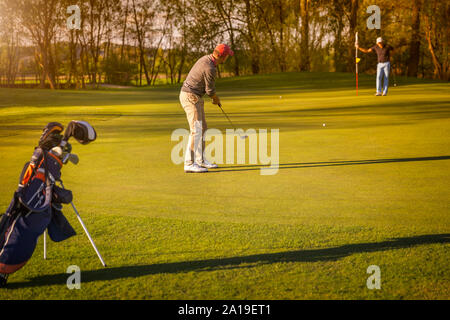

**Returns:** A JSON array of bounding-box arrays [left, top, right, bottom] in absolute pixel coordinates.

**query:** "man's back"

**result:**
[[182, 55, 217, 97]]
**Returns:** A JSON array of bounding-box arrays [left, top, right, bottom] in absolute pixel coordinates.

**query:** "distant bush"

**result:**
[[102, 53, 138, 86]]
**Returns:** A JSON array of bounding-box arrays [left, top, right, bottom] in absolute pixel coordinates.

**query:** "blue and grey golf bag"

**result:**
[[0, 122, 82, 287]]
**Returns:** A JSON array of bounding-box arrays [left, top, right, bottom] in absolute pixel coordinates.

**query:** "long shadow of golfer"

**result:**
[[7, 233, 449, 289], [209, 156, 450, 173]]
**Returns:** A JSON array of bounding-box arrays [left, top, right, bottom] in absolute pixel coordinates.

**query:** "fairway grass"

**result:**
[[0, 72, 449, 299]]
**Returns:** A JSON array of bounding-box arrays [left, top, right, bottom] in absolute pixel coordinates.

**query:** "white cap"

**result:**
[[376, 37, 383, 43]]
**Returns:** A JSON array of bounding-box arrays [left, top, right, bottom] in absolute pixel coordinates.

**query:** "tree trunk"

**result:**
[[132, 0, 151, 85], [347, 0, 358, 73], [177, 44, 186, 83], [244, 0, 260, 74], [299, 0, 310, 71], [278, 0, 286, 72], [40, 44, 49, 88], [425, 28, 442, 79], [331, 0, 344, 72], [177, 4, 187, 83], [47, 45, 57, 89], [407, 0, 421, 77], [230, 32, 240, 76], [120, 0, 129, 63], [334, 18, 344, 72], [424, 6, 448, 81]]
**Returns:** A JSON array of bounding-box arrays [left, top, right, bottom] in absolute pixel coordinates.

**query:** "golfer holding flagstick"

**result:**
[[356, 37, 394, 96], [180, 44, 234, 173]]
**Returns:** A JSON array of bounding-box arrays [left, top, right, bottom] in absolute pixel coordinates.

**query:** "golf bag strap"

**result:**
[[42, 151, 54, 204], [42, 151, 58, 186], [17, 152, 53, 213], [43, 152, 50, 185], [19, 157, 43, 188]]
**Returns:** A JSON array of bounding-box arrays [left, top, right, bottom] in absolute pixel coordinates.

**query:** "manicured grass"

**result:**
[[0, 72, 449, 299]]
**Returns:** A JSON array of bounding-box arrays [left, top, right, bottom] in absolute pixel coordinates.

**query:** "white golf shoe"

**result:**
[[201, 159, 219, 169], [184, 163, 208, 173]]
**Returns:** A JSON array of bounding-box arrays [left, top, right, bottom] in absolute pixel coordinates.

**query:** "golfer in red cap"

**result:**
[[180, 44, 234, 173]]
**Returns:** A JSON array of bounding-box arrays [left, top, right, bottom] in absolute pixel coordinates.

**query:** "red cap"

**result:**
[[215, 44, 234, 57]]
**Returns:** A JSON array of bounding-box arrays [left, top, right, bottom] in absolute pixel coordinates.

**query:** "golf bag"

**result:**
[[0, 123, 77, 277]]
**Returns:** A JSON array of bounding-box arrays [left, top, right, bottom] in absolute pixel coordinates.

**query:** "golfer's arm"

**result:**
[[204, 68, 216, 97], [210, 93, 220, 105], [358, 47, 372, 54], [205, 69, 220, 103]]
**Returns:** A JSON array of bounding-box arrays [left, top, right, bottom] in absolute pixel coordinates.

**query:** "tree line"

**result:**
[[0, 0, 447, 89]]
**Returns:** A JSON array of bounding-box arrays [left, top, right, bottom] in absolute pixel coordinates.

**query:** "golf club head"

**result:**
[[62, 153, 79, 165], [69, 153, 79, 165]]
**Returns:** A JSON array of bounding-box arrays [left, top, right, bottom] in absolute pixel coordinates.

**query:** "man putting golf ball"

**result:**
[[180, 44, 234, 173], [356, 37, 394, 96]]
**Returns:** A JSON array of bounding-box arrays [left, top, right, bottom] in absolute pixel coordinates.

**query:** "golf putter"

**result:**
[[218, 103, 248, 139]]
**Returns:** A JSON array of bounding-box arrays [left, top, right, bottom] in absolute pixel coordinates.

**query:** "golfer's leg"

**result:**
[[189, 118, 203, 166], [383, 62, 390, 95], [185, 93, 203, 166], [200, 99, 207, 164], [180, 92, 193, 165], [180, 92, 199, 166], [185, 134, 193, 165], [376, 63, 382, 94], [194, 98, 205, 165]]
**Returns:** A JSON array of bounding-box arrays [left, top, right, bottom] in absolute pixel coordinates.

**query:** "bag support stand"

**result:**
[[43, 230, 47, 260], [43, 181, 107, 267]]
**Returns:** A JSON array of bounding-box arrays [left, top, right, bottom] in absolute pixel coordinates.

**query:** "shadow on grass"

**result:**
[[6, 233, 449, 289], [209, 156, 450, 173]]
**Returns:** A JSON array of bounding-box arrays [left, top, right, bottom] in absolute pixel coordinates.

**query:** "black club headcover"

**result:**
[[39, 122, 64, 151]]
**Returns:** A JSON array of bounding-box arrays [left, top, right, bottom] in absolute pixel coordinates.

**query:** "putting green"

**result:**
[[0, 72, 449, 299]]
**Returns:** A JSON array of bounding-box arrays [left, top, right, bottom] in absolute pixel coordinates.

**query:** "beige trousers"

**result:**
[[179, 91, 207, 165]]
